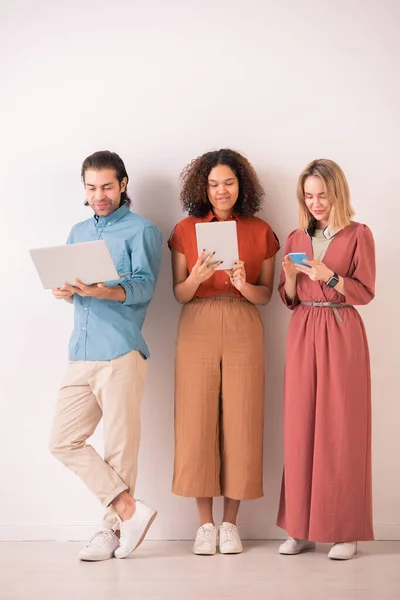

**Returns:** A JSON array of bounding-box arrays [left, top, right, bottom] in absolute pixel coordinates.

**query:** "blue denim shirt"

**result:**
[[67, 203, 162, 361]]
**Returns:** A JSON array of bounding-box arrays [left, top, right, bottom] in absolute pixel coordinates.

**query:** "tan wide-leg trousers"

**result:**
[[49, 350, 147, 529], [173, 296, 265, 500]]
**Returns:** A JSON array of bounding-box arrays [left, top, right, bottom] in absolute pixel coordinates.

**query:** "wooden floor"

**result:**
[[1, 540, 399, 600]]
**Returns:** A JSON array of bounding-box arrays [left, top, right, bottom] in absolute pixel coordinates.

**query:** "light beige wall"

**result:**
[[0, 0, 398, 540]]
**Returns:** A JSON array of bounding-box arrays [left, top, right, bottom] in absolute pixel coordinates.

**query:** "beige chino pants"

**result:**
[[49, 350, 147, 529]]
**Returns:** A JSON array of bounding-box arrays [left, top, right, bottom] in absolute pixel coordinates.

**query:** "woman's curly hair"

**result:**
[[180, 149, 264, 217]]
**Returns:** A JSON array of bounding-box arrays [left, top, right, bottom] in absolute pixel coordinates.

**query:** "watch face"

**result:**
[[327, 274, 339, 288]]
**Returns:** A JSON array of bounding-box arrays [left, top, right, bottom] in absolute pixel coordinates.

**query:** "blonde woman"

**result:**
[[277, 159, 375, 560]]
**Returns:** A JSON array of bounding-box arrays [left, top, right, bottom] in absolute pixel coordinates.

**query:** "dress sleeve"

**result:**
[[342, 224, 375, 305], [278, 230, 300, 310]]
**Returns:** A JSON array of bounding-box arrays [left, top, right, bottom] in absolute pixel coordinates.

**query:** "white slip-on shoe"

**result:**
[[328, 542, 357, 560], [279, 537, 316, 555], [193, 523, 217, 555], [219, 522, 243, 554], [114, 499, 157, 559], [78, 528, 120, 561]]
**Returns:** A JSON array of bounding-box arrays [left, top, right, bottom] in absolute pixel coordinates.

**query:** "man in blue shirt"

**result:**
[[49, 151, 162, 561]]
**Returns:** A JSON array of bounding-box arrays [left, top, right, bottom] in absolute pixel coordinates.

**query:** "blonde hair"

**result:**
[[297, 159, 355, 230]]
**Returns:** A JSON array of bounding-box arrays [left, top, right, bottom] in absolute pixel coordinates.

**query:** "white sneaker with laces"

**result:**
[[193, 523, 217, 555], [78, 528, 119, 561], [114, 499, 158, 559], [219, 522, 243, 554], [279, 537, 316, 555], [328, 542, 357, 560]]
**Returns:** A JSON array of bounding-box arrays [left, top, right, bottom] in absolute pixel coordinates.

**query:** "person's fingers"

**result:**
[[231, 266, 243, 276], [197, 253, 216, 276], [203, 252, 216, 266], [195, 250, 207, 266], [295, 265, 310, 274], [61, 284, 76, 294], [209, 260, 223, 271]]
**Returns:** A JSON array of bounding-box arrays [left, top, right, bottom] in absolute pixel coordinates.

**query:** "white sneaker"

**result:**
[[193, 523, 217, 555], [78, 528, 119, 561], [279, 537, 316, 555], [219, 522, 243, 554], [328, 542, 357, 560], [114, 499, 158, 559]]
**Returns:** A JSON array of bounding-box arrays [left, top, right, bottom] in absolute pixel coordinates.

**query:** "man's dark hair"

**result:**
[[81, 151, 131, 206]]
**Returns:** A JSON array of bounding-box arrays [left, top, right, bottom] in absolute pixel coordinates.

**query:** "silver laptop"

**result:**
[[29, 240, 121, 289]]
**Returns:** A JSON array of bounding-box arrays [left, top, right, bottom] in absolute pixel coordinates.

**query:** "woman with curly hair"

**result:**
[[277, 159, 375, 560], [168, 149, 280, 555]]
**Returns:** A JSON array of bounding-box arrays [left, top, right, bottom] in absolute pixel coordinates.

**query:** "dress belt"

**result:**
[[300, 301, 353, 324]]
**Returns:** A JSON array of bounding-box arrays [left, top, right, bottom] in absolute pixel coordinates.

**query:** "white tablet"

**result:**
[[195, 221, 239, 270], [29, 240, 121, 289]]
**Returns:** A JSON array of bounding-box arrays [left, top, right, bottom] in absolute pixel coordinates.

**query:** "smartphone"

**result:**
[[288, 252, 311, 267]]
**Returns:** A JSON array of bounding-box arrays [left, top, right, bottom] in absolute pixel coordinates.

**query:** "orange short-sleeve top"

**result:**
[[168, 211, 280, 298]]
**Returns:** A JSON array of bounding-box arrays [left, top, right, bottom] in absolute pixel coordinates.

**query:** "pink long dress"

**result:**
[[277, 222, 375, 542]]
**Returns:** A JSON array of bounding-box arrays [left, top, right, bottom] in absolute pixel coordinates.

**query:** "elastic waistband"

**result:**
[[300, 301, 353, 324], [191, 294, 249, 304]]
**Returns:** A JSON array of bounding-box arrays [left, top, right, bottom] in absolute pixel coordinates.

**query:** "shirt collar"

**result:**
[[203, 210, 240, 223], [305, 224, 342, 239], [322, 225, 341, 239], [94, 202, 130, 226]]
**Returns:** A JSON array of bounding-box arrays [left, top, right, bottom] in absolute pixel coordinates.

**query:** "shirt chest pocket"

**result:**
[[107, 244, 131, 275]]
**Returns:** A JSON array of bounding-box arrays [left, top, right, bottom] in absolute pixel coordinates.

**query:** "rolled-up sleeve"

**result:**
[[167, 222, 184, 253], [120, 225, 162, 306]]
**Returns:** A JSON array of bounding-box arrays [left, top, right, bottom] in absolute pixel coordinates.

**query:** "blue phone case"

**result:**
[[288, 252, 311, 266]]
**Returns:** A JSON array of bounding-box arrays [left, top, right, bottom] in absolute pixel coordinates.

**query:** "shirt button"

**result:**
[[225, 282, 228, 285], [82, 327, 86, 331], [99, 228, 103, 232], [107, 223, 111, 226], [84, 307, 87, 311]]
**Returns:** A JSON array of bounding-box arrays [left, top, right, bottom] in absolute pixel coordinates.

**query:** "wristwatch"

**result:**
[[325, 272, 339, 288]]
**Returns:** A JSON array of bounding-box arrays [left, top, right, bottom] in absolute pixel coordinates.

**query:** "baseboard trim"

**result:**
[[0, 523, 398, 542]]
